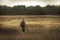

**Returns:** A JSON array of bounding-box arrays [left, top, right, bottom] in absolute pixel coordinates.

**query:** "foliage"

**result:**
[[0, 5, 60, 15]]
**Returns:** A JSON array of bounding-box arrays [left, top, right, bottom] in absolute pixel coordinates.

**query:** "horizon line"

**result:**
[[0, 4, 60, 7]]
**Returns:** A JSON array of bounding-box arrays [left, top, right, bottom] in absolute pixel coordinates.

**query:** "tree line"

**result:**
[[0, 5, 60, 15]]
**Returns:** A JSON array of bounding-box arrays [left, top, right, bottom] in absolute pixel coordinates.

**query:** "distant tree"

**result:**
[[0, 5, 60, 15], [26, 6, 34, 15], [34, 5, 44, 15]]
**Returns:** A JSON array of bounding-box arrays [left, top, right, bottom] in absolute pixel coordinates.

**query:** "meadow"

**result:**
[[0, 15, 60, 40]]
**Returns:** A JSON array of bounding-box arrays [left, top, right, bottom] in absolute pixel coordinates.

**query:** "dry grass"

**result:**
[[0, 15, 60, 40]]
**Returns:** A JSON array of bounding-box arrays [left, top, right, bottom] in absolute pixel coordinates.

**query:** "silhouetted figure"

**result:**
[[20, 19, 25, 32]]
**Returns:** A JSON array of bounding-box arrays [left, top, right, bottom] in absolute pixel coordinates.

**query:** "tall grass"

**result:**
[[0, 15, 60, 40]]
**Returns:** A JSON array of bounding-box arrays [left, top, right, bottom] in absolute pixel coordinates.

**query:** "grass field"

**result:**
[[0, 15, 60, 40]]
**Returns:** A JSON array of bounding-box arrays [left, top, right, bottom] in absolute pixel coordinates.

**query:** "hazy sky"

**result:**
[[0, 0, 60, 7]]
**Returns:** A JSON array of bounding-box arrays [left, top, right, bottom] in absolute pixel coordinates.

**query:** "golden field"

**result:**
[[0, 15, 60, 40]]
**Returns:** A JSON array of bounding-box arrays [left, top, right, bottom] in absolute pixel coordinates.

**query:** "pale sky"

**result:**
[[0, 0, 60, 7]]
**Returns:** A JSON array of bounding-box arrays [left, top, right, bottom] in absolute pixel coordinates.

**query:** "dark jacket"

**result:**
[[20, 21, 25, 27]]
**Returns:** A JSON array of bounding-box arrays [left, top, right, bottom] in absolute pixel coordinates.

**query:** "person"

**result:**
[[20, 19, 25, 32]]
